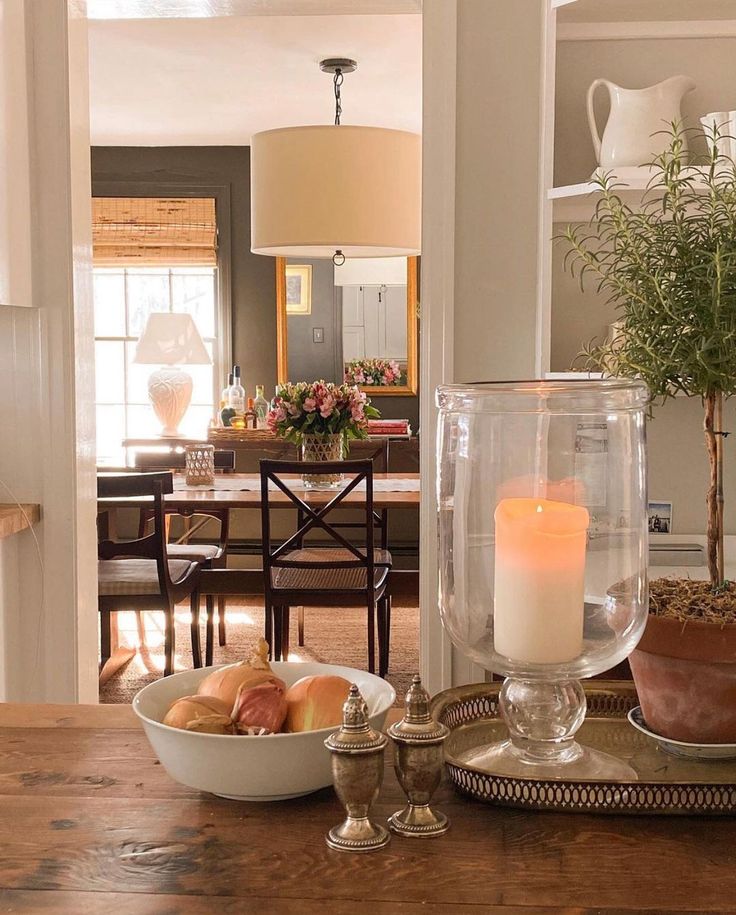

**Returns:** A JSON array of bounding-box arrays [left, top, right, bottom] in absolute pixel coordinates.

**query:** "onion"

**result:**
[[163, 695, 235, 734], [285, 675, 352, 732], [232, 680, 288, 733], [196, 637, 276, 710]]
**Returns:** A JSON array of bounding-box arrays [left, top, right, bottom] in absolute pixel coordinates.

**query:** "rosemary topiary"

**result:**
[[562, 124, 736, 593]]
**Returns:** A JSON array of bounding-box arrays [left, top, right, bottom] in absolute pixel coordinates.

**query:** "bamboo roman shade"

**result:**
[[92, 197, 217, 266]]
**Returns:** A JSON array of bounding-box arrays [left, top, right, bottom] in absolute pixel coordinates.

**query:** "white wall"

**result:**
[[0, 1, 97, 702], [421, 0, 553, 691]]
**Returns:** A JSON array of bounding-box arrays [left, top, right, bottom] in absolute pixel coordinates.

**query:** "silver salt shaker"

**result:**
[[324, 684, 390, 852], [388, 674, 450, 837]]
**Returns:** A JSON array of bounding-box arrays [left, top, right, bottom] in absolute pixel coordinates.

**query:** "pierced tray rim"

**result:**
[[430, 681, 736, 815]]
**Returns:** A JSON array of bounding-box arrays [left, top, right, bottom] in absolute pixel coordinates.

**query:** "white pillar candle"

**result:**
[[493, 498, 590, 664]]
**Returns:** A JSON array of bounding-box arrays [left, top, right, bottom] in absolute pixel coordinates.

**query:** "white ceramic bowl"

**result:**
[[133, 661, 395, 801]]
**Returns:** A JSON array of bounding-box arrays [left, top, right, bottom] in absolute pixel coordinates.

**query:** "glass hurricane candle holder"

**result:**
[[436, 379, 649, 780]]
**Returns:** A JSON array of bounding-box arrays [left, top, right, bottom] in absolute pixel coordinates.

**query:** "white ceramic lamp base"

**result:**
[[148, 366, 193, 437]]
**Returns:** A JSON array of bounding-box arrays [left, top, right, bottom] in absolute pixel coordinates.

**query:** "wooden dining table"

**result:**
[[99, 472, 421, 512], [1, 701, 734, 913]]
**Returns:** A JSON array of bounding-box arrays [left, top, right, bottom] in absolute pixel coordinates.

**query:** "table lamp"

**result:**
[[133, 313, 212, 437]]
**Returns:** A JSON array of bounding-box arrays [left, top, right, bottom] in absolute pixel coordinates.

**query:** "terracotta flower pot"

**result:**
[[629, 613, 736, 743]]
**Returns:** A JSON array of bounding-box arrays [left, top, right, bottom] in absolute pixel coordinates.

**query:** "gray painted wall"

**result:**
[[91, 146, 419, 430], [91, 146, 278, 401]]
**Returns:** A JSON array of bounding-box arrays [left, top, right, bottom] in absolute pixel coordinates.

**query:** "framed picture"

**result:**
[[648, 501, 673, 534], [285, 264, 312, 315]]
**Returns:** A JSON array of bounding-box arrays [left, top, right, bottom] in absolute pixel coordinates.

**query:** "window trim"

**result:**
[[92, 181, 232, 402]]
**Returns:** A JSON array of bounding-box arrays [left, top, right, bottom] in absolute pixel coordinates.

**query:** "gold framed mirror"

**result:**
[[276, 256, 418, 396]]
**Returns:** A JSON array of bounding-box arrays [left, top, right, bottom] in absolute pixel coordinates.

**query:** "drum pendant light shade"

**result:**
[[250, 125, 421, 258]]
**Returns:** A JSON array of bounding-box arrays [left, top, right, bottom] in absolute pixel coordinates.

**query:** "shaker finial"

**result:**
[[341, 683, 370, 731]]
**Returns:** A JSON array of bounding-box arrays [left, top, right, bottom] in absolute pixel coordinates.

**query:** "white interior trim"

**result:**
[[535, 0, 557, 377], [418, 0, 456, 696], [558, 20, 736, 41]]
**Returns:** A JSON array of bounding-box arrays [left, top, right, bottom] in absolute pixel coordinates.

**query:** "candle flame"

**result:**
[[536, 504, 543, 513]]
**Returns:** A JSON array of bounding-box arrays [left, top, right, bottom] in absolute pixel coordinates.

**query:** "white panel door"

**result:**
[[362, 285, 381, 357], [382, 285, 408, 359]]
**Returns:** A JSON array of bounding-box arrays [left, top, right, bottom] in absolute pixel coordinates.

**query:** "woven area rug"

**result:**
[[99, 597, 420, 706]]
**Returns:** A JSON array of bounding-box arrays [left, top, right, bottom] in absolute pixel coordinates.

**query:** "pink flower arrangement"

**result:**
[[344, 358, 403, 387], [267, 380, 380, 445]]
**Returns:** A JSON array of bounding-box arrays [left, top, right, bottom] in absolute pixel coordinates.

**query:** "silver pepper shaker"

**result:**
[[388, 674, 450, 837], [324, 684, 390, 852]]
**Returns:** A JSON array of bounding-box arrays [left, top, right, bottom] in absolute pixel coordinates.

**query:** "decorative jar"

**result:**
[[436, 379, 649, 779], [301, 433, 345, 489], [185, 443, 215, 486]]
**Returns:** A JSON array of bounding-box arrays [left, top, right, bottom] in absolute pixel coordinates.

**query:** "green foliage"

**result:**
[[562, 124, 736, 402]]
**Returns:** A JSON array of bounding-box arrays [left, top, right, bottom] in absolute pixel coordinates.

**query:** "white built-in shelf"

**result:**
[[555, 0, 736, 40], [550, 166, 718, 223]]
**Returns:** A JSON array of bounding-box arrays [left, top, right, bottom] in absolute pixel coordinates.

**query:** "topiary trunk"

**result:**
[[704, 389, 725, 587]]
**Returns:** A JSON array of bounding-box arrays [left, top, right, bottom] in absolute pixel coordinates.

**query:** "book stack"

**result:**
[[367, 419, 412, 438]]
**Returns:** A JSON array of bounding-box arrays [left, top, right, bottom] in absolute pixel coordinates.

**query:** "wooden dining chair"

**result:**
[[293, 438, 390, 647], [260, 459, 393, 677], [97, 472, 202, 677], [134, 450, 234, 648]]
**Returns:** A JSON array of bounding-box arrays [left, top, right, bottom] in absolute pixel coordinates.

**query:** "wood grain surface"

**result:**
[[99, 473, 421, 511], [1, 703, 734, 913], [0, 503, 40, 540]]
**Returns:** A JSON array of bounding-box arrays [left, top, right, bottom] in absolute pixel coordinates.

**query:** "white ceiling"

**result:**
[[88, 13, 422, 145]]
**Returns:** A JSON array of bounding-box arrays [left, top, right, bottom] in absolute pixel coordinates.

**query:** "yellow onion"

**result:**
[[196, 637, 275, 710], [232, 679, 288, 734], [285, 675, 352, 732], [163, 695, 235, 734]]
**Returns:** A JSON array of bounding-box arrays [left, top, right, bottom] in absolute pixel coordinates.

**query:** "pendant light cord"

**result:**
[[333, 68, 344, 126], [331, 64, 346, 265]]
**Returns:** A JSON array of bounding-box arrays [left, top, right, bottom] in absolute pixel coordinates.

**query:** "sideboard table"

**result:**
[[0, 702, 734, 912]]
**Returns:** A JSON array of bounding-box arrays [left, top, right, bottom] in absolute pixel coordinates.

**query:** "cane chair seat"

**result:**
[[271, 548, 392, 593], [165, 543, 224, 562], [98, 558, 197, 596]]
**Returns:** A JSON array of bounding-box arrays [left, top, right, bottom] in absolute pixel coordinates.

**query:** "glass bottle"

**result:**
[[229, 365, 245, 416], [254, 384, 269, 429]]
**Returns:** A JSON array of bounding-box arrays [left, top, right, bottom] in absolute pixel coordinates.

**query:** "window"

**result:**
[[94, 266, 220, 465]]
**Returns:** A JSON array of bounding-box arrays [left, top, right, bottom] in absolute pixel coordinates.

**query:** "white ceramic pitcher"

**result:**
[[700, 111, 736, 160], [587, 76, 696, 168]]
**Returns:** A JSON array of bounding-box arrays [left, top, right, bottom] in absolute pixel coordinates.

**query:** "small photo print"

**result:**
[[648, 501, 673, 534]]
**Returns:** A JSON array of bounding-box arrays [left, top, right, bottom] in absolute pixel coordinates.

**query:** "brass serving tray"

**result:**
[[430, 682, 736, 815]]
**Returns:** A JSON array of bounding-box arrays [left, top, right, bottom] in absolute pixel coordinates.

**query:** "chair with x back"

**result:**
[[260, 459, 392, 677], [293, 438, 390, 649], [97, 472, 203, 677], [134, 449, 234, 650]]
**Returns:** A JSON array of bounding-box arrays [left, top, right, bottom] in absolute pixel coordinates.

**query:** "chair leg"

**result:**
[[281, 606, 291, 660], [367, 602, 376, 674], [264, 601, 273, 655], [272, 605, 282, 661], [379, 595, 391, 679], [377, 598, 386, 677], [205, 595, 215, 667], [164, 607, 175, 677], [190, 592, 202, 669], [297, 606, 305, 646], [218, 596, 227, 646], [100, 610, 112, 669]]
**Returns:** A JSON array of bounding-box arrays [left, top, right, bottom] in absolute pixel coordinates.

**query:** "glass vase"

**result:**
[[436, 379, 649, 780], [301, 433, 345, 489]]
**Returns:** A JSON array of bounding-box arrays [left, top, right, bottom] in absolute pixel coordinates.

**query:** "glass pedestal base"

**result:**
[[459, 738, 636, 781], [459, 676, 637, 781]]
